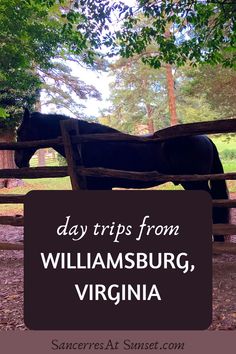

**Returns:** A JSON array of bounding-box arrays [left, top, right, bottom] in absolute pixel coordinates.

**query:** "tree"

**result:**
[[62, 0, 236, 124], [38, 61, 101, 117], [101, 56, 169, 134], [0, 0, 101, 120], [0, 71, 41, 125], [166, 64, 178, 125], [0, 70, 40, 187], [67, 0, 236, 68], [0, 0, 63, 185], [102, 57, 222, 134], [0, 0, 101, 186], [13, 1, 235, 124], [176, 95, 221, 124], [179, 64, 236, 118]]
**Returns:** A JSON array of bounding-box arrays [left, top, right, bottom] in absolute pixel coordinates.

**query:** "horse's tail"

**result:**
[[210, 141, 230, 241]]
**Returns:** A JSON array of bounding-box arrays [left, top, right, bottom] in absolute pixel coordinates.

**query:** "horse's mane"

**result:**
[[31, 112, 70, 121], [30, 112, 118, 134]]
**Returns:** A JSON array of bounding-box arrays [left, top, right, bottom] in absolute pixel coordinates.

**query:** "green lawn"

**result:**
[[211, 135, 236, 152], [22, 176, 71, 190], [0, 176, 71, 214], [212, 136, 236, 188], [222, 160, 236, 172]]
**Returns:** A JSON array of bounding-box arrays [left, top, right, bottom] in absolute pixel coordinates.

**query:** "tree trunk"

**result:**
[[37, 149, 46, 167], [142, 75, 155, 134], [164, 15, 178, 127], [166, 64, 178, 126], [146, 104, 155, 134], [50, 148, 56, 159], [0, 130, 24, 188], [35, 98, 46, 167]]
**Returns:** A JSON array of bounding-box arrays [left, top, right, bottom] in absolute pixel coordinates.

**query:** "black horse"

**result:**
[[15, 109, 229, 241]]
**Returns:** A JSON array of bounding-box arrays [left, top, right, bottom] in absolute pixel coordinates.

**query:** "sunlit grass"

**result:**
[[0, 176, 71, 215], [222, 161, 236, 173], [211, 135, 236, 152]]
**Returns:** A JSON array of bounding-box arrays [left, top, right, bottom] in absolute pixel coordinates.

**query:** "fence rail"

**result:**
[[0, 166, 67, 178], [0, 165, 236, 181], [0, 215, 24, 226]]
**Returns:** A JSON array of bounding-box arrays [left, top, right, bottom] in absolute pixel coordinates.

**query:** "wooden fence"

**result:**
[[0, 118, 236, 252]]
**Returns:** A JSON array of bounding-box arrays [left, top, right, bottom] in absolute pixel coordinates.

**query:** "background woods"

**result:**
[[0, 0, 235, 186]]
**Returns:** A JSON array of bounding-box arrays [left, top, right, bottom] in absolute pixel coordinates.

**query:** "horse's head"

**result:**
[[15, 108, 38, 168]]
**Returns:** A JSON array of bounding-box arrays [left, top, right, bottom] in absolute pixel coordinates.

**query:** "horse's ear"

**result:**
[[23, 108, 30, 123]]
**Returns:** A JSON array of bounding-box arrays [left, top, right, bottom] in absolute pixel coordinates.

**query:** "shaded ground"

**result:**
[[0, 227, 24, 330], [0, 202, 236, 331], [210, 254, 236, 330]]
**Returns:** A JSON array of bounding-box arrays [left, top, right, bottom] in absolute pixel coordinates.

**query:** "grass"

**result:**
[[0, 135, 235, 214], [213, 137, 236, 193], [222, 161, 236, 173], [211, 135, 236, 152], [0, 177, 71, 215]]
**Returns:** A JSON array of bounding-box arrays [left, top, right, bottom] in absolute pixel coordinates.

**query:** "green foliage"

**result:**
[[176, 91, 221, 124], [1, 0, 235, 132], [0, 0, 61, 71], [220, 149, 236, 160], [4, 1, 234, 70], [103, 50, 228, 133], [0, 0, 101, 129], [40, 61, 101, 117], [57, 153, 67, 166], [0, 0, 65, 128], [103, 54, 233, 133], [0, 0, 95, 71], [64, 0, 236, 68], [0, 107, 9, 119], [179, 64, 236, 118], [102, 55, 170, 133], [0, 69, 41, 129]]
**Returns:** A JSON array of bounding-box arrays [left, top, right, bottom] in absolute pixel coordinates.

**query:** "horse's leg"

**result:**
[[86, 184, 112, 191], [90, 187, 112, 190], [181, 181, 225, 242], [85, 177, 113, 190], [86, 185, 112, 190], [209, 180, 229, 242], [209, 143, 229, 242], [181, 181, 211, 193], [211, 207, 227, 242], [181, 181, 213, 241]]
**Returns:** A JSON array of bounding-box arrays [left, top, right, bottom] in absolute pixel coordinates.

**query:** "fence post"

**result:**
[[60, 120, 87, 190]]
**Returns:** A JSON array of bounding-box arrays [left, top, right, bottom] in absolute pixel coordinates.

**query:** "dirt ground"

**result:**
[[0, 204, 236, 331]]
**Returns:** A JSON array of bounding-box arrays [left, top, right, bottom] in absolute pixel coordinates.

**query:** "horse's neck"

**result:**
[[77, 120, 118, 134], [40, 118, 117, 138], [38, 118, 66, 139], [42, 118, 117, 157]]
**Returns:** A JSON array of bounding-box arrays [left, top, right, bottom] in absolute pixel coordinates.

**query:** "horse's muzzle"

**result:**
[[15, 160, 29, 168], [15, 146, 37, 168], [14, 153, 29, 168]]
